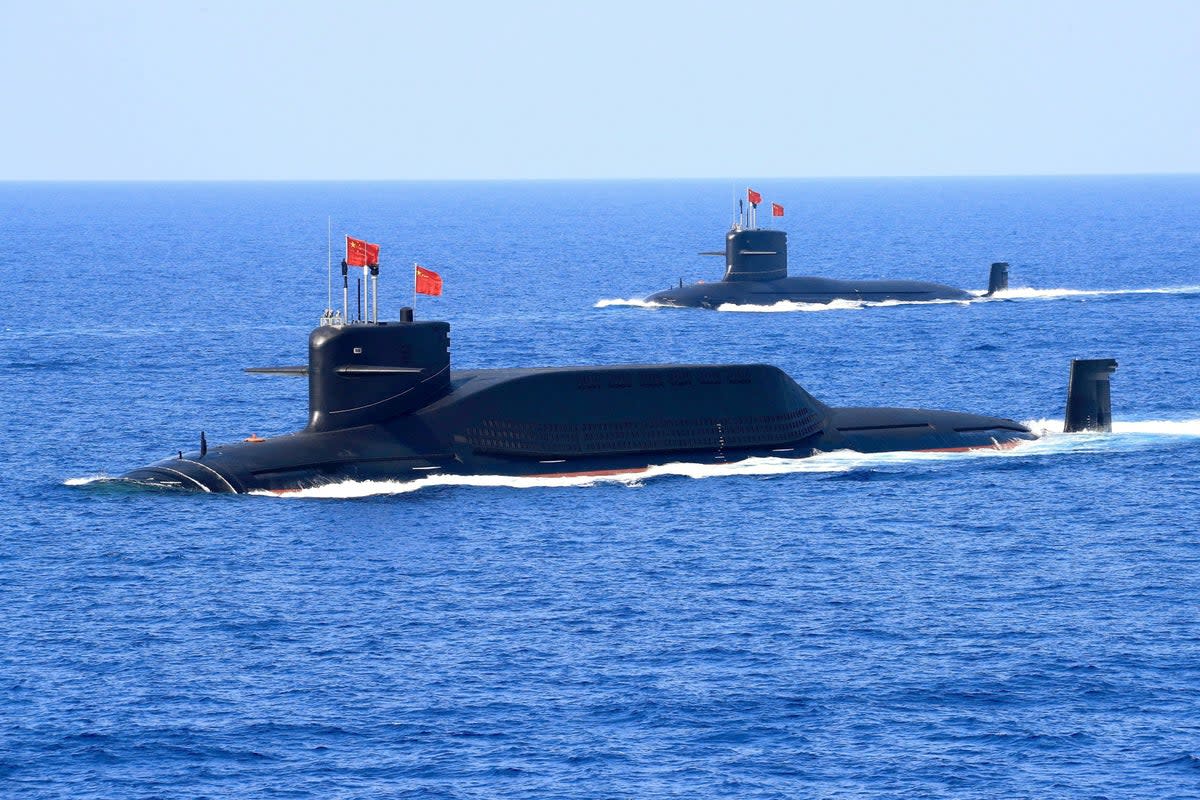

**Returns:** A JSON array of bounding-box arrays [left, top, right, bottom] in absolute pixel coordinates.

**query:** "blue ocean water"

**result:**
[[2, 177, 1199, 798]]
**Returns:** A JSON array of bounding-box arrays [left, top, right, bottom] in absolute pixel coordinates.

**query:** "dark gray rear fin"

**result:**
[[1064, 358, 1117, 432], [985, 262, 1009, 296]]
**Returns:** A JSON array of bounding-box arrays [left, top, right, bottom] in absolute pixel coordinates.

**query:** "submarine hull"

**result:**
[[123, 363, 1036, 494], [641, 225, 1003, 307], [647, 276, 975, 308]]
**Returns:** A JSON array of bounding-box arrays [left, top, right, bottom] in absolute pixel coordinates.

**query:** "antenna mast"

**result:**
[[342, 235, 349, 323], [319, 218, 343, 326], [370, 265, 379, 323]]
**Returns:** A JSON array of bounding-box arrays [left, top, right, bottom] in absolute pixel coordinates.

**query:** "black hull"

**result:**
[[646, 276, 975, 308], [125, 429, 1034, 494], [124, 363, 1036, 494]]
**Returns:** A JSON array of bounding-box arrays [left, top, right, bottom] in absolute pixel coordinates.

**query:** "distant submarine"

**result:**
[[645, 193, 1009, 308], [122, 279, 1115, 496]]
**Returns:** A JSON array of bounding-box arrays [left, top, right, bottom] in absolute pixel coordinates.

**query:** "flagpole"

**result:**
[[326, 217, 332, 315], [341, 235, 349, 323], [412, 262, 418, 316]]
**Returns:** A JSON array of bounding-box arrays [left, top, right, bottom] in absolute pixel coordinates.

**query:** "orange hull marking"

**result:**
[[917, 439, 1028, 453], [539, 466, 651, 479]]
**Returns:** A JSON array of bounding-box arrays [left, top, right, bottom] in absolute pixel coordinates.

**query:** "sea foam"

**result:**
[[244, 418, 1200, 499], [597, 285, 1200, 313]]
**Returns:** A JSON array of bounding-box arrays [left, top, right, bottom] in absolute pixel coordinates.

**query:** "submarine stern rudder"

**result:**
[[1064, 358, 1117, 433], [986, 262, 1009, 296]]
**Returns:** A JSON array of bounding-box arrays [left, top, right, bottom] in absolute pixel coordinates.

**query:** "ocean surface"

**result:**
[[2, 177, 1199, 798]]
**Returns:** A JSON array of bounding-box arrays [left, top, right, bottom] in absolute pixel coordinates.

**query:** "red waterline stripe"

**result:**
[[916, 439, 1027, 453], [538, 466, 651, 479]]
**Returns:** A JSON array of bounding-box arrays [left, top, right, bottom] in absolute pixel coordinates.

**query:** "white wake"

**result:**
[[593, 297, 667, 309], [716, 297, 970, 313], [245, 418, 1200, 499], [597, 285, 1200, 313], [985, 285, 1200, 301], [63, 475, 110, 486]]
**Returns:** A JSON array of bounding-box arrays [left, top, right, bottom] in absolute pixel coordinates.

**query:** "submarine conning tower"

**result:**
[[722, 227, 788, 282], [307, 309, 451, 432]]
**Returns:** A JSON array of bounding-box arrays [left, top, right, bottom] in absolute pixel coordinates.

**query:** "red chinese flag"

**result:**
[[346, 236, 380, 266], [747, 188, 762, 206], [771, 202, 784, 217], [415, 265, 442, 296]]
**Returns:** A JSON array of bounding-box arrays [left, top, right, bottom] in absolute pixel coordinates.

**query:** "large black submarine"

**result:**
[[645, 194, 1009, 308], [123, 293, 1116, 495]]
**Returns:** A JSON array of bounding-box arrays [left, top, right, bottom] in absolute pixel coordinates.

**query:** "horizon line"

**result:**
[[1, 171, 1198, 184]]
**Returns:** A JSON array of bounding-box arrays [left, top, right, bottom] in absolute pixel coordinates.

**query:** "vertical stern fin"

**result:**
[[1064, 358, 1117, 432], [985, 262, 1009, 296]]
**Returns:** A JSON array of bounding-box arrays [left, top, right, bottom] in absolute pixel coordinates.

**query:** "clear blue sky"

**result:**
[[2, 0, 1197, 180]]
